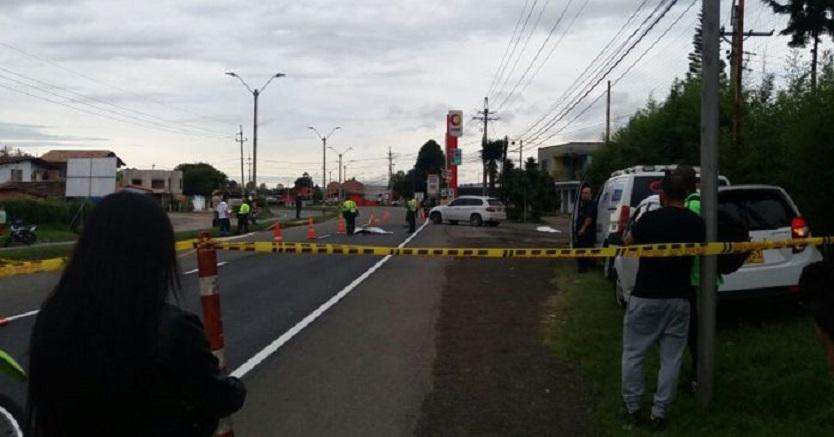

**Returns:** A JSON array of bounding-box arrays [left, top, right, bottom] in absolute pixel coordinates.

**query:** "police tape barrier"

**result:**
[[0, 238, 202, 279], [199, 236, 833, 259], [1, 236, 830, 278]]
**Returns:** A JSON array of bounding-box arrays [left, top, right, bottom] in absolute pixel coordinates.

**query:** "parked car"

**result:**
[[613, 185, 823, 306], [573, 165, 731, 277], [429, 196, 506, 226]]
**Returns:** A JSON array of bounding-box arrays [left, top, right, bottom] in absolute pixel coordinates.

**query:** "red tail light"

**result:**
[[791, 217, 810, 254], [486, 207, 497, 212], [792, 217, 809, 239], [789, 285, 801, 294], [616, 205, 631, 234]]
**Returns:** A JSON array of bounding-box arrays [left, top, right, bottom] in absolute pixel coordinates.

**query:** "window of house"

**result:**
[[10, 169, 23, 182], [151, 179, 166, 189], [131, 179, 143, 186]]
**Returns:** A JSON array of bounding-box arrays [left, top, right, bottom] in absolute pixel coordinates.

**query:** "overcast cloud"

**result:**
[[0, 0, 808, 185]]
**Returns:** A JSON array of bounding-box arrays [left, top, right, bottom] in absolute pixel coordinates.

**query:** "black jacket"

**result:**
[[151, 305, 246, 436]]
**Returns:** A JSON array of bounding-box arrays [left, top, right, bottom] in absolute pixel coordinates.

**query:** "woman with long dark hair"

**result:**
[[27, 191, 245, 436]]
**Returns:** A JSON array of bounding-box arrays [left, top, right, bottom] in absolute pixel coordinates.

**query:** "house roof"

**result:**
[[40, 150, 126, 167], [0, 181, 65, 198], [538, 141, 603, 157], [0, 156, 60, 169], [342, 179, 364, 195]]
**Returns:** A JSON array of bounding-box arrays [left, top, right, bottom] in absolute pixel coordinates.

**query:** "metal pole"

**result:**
[[606, 80, 612, 144], [322, 137, 327, 200], [238, 125, 246, 195], [252, 89, 259, 191], [698, 0, 720, 410]]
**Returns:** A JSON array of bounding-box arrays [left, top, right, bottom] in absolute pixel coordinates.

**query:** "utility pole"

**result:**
[[699, 0, 720, 410], [605, 80, 612, 144], [328, 146, 352, 200], [721, 0, 773, 148], [387, 147, 394, 203], [518, 139, 524, 167], [226, 72, 286, 190], [473, 96, 499, 195], [246, 154, 252, 190], [236, 125, 247, 193]]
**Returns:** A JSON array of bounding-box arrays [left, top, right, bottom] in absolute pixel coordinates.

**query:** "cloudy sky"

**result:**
[[0, 0, 812, 186]]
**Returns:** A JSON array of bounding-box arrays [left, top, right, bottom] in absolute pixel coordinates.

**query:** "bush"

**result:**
[[0, 198, 91, 225]]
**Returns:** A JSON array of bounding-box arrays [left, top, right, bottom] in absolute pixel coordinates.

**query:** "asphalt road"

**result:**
[[0, 207, 569, 434]]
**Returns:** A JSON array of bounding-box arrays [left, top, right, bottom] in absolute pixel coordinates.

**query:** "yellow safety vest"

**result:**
[[342, 200, 357, 213], [239, 203, 251, 215], [407, 199, 417, 212]]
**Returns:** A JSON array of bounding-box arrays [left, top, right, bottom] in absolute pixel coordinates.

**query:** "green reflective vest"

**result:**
[[407, 199, 417, 212], [342, 200, 357, 213], [239, 203, 251, 215]]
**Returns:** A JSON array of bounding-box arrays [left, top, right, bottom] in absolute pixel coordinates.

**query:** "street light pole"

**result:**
[[226, 71, 286, 192], [308, 126, 341, 202], [328, 145, 352, 200]]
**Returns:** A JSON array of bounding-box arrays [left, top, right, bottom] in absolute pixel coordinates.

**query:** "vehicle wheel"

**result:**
[[615, 276, 627, 309], [0, 395, 25, 437], [449, 220, 458, 225], [430, 212, 442, 224], [470, 214, 483, 227]]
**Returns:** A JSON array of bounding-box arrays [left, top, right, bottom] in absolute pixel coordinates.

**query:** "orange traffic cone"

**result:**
[[419, 208, 426, 221], [273, 221, 283, 242], [369, 213, 378, 226], [306, 217, 317, 240], [337, 215, 346, 234]]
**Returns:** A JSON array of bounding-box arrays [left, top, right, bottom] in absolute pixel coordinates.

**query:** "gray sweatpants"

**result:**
[[621, 296, 690, 419]]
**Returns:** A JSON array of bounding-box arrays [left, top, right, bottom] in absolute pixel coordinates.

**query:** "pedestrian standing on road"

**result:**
[[575, 185, 597, 273], [216, 196, 231, 236], [406, 197, 417, 233], [620, 168, 705, 431], [237, 199, 250, 235], [27, 191, 246, 436], [295, 195, 303, 220], [341, 198, 358, 235]]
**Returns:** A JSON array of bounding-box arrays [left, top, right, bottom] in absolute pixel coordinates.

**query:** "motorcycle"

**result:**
[[0, 338, 26, 436], [4, 221, 37, 247]]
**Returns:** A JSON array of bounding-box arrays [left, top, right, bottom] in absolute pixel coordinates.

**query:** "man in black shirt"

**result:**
[[575, 185, 597, 273], [620, 168, 705, 430]]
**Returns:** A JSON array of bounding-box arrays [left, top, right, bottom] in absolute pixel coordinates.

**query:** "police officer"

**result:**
[[341, 198, 358, 235], [406, 197, 417, 233], [237, 200, 251, 234]]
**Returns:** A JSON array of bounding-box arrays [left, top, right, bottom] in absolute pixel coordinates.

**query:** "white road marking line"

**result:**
[[317, 234, 331, 240], [1, 309, 40, 323], [231, 220, 429, 378], [178, 233, 255, 258], [183, 261, 228, 275]]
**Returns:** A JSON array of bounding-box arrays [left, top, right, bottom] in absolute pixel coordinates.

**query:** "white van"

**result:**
[[613, 185, 823, 306]]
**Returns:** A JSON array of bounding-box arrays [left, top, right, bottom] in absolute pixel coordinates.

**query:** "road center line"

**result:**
[[0, 309, 40, 326], [231, 222, 429, 378]]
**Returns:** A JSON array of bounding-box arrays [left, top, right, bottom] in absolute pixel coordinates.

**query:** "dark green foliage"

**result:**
[[0, 198, 92, 225], [175, 163, 228, 196], [413, 140, 446, 193], [389, 170, 414, 199], [764, 0, 834, 87], [481, 138, 507, 191], [499, 158, 559, 220], [586, 54, 834, 234]]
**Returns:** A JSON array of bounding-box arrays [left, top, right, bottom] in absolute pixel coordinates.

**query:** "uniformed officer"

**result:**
[[341, 198, 358, 235]]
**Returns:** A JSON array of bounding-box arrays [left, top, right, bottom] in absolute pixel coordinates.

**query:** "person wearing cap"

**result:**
[[620, 167, 705, 431]]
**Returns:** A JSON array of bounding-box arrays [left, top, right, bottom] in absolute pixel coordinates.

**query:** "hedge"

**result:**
[[0, 198, 92, 225]]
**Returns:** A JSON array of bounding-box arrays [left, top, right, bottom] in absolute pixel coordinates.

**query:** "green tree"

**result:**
[[413, 140, 445, 193], [294, 172, 314, 189], [481, 138, 507, 193], [499, 157, 558, 220], [765, 0, 834, 90], [175, 163, 228, 196], [389, 170, 414, 199]]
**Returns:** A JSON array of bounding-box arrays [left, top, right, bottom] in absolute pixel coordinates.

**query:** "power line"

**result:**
[[490, 0, 550, 103], [523, 0, 680, 146], [485, 0, 532, 97], [487, 0, 539, 99], [516, 0, 654, 140]]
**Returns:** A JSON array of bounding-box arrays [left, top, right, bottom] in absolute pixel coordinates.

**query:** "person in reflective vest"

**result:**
[[406, 197, 417, 233], [341, 199, 358, 235], [237, 200, 251, 234]]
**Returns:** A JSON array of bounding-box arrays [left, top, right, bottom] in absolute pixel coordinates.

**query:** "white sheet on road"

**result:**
[[536, 226, 562, 233], [354, 226, 393, 235]]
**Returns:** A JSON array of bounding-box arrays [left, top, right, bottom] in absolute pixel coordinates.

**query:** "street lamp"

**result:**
[[308, 126, 341, 199], [226, 71, 286, 190], [328, 145, 352, 200]]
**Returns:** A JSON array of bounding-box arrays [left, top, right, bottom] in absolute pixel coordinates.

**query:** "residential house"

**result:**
[[119, 168, 184, 210], [0, 156, 60, 183], [537, 142, 603, 213], [40, 150, 125, 179]]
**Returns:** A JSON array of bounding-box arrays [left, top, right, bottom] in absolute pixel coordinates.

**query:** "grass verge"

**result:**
[[1, 211, 339, 262], [545, 261, 834, 435]]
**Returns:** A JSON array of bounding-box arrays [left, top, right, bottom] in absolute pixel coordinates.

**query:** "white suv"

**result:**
[[429, 196, 506, 227], [613, 185, 823, 306], [573, 165, 730, 277]]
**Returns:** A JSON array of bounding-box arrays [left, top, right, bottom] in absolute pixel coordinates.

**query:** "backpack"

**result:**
[[716, 210, 750, 275]]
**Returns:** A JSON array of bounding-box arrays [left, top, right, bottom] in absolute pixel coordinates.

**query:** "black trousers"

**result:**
[[576, 235, 594, 272], [344, 212, 356, 235], [406, 211, 416, 233], [237, 215, 249, 234], [296, 205, 302, 219]]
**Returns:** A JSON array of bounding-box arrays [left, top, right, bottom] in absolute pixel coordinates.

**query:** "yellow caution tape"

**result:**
[[1, 236, 829, 278], [205, 236, 832, 259]]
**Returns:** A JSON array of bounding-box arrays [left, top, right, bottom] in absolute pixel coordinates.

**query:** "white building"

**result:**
[[0, 156, 59, 183]]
